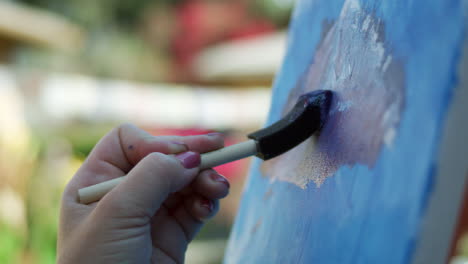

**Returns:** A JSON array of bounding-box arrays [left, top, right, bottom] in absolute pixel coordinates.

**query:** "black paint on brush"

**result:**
[[248, 90, 333, 160]]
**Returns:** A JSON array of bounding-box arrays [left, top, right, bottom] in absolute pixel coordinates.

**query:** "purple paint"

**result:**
[[262, 5, 405, 188]]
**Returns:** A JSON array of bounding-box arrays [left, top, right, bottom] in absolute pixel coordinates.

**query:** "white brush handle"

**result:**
[[199, 140, 257, 169], [78, 140, 258, 204]]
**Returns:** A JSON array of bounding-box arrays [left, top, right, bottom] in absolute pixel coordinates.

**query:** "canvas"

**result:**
[[225, 0, 468, 263]]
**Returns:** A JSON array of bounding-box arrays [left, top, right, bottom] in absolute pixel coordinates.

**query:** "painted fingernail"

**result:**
[[169, 141, 188, 153], [200, 198, 214, 212], [210, 172, 230, 188], [175, 151, 201, 169]]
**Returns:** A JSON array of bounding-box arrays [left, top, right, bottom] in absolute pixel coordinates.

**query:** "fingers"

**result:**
[[90, 123, 190, 174], [149, 194, 219, 264], [150, 206, 189, 264], [163, 170, 228, 243], [97, 151, 201, 219], [113, 124, 190, 167], [159, 133, 224, 154], [63, 123, 224, 203], [183, 170, 225, 222], [64, 124, 187, 200], [114, 127, 224, 168], [163, 169, 229, 211], [186, 195, 219, 221], [168, 195, 219, 242], [192, 169, 230, 199]]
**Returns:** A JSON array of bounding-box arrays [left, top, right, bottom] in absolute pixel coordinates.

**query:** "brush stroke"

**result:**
[[225, 0, 466, 263], [262, 1, 405, 188]]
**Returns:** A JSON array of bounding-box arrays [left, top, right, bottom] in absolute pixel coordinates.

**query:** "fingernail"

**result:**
[[207, 132, 223, 137], [169, 141, 188, 153], [175, 151, 200, 169], [210, 172, 230, 188], [200, 198, 214, 212]]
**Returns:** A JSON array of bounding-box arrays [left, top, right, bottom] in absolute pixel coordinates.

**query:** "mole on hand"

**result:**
[[128, 145, 134, 150]]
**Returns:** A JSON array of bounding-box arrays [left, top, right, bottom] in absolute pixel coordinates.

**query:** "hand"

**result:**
[[57, 124, 230, 263]]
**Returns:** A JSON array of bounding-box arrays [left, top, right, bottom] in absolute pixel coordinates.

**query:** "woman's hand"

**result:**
[[57, 124, 229, 263]]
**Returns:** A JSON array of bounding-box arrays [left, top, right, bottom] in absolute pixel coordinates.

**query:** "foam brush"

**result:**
[[78, 90, 333, 204]]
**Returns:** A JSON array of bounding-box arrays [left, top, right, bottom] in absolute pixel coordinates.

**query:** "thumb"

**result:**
[[98, 151, 201, 218]]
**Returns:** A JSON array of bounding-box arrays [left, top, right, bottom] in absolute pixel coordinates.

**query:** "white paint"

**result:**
[[337, 100, 354, 112], [382, 55, 393, 72], [362, 15, 372, 32], [264, 0, 404, 188], [382, 102, 400, 147]]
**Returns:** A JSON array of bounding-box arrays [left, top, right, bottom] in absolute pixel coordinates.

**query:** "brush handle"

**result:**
[[78, 140, 258, 204], [199, 140, 258, 169]]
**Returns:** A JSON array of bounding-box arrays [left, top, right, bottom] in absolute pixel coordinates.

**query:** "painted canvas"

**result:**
[[225, 0, 468, 263]]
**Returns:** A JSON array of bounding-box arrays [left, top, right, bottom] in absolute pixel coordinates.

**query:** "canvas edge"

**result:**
[[412, 33, 468, 264]]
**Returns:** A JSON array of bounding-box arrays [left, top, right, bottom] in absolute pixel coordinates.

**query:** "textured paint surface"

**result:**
[[225, 0, 467, 263], [262, 1, 405, 188]]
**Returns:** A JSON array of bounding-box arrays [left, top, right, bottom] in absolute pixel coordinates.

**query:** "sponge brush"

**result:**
[[248, 90, 333, 160], [78, 90, 333, 204]]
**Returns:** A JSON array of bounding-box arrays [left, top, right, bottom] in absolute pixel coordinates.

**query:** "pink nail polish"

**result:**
[[200, 198, 214, 212], [210, 173, 230, 188], [175, 151, 201, 169]]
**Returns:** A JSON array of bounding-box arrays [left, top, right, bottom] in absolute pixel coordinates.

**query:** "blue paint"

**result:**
[[225, 0, 467, 263]]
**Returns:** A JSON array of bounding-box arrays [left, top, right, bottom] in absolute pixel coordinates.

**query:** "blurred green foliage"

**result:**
[[12, 0, 292, 82], [252, 0, 293, 27], [17, 0, 160, 28], [13, 0, 170, 82], [17, 0, 291, 29], [55, 123, 114, 157], [0, 223, 24, 263], [1, 2, 284, 263]]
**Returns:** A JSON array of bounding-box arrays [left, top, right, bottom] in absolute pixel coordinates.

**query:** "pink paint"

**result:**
[[262, 2, 405, 188]]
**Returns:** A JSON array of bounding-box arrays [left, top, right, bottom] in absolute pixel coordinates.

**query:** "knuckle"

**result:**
[[143, 152, 181, 191], [117, 122, 136, 131], [145, 152, 179, 169]]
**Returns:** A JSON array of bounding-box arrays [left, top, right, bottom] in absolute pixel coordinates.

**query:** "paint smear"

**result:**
[[262, 0, 405, 188]]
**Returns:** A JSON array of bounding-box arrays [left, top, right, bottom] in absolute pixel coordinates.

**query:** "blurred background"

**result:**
[[3, 1, 467, 264], [0, 0, 293, 263]]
